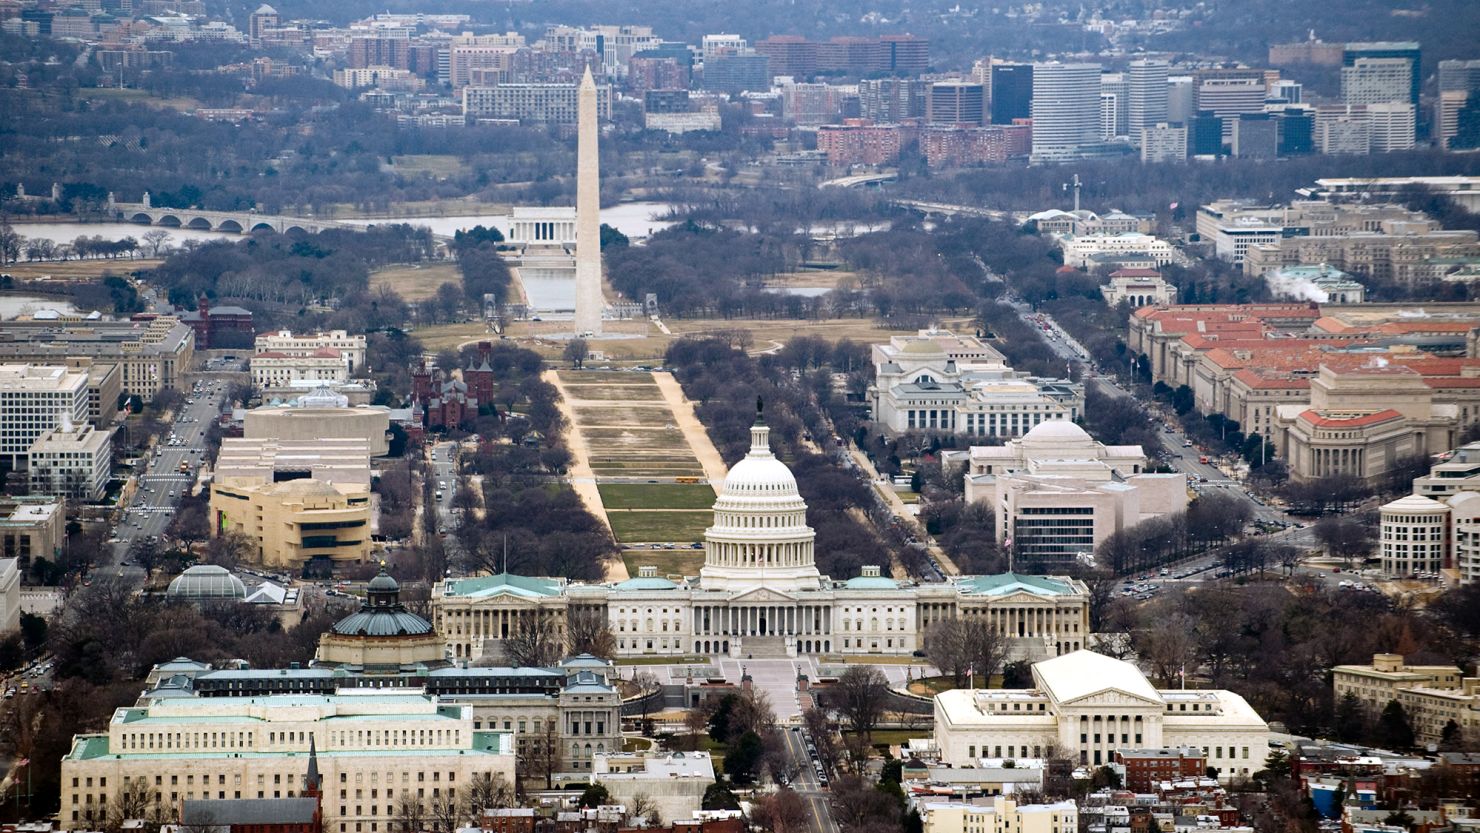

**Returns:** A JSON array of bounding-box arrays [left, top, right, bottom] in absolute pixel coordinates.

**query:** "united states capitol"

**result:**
[[431, 410, 1091, 662]]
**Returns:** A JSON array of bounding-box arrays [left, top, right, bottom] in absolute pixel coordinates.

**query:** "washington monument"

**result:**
[[573, 66, 603, 336]]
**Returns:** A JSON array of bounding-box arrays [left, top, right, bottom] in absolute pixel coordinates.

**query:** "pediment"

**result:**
[[1056, 687, 1163, 709], [728, 586, 798, 604], [991, 591, 1055, 605]]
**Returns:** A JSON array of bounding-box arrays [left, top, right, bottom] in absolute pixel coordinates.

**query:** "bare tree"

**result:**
[[730, 687, 776, 737], [518, 719, 561, 790], [392, 793, 425, 833], [832, 665, 889, 741], [924, 619, 970, 686], [562, 339, 590, 369], [569, 606, 617, 659], [630, 792, 661, 826], [461, 772, 515, 816], [141, 229, 173, 258], [750, 789, 809, 833], [107, 776, 167, 833], [500, 614, 565, 667]]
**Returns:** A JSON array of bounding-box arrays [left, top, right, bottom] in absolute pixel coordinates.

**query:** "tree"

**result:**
[[1314, 516, 1375, 568], [109, 776, 168, 832], [204, 530, 253, 570], [1333, 692, 1369, 743], [834, 665, 889, 741], [18, 613, 46, 655], [708, 694, 737, 744], [461, 771, 514, 815], [569, 606, 617, 659], [141, 229, 174, 258], [702, 778, 741, 811], [518, 719, 560, 790], [563, 338, 590, 369], [130, 538, 162, 579], [578, 783, 611, 808], [167, 494, 211, 552], [751, 788, 808, 833], [1373, 700, 1416, 750], [499, 615, 565, 668], [829, 774, 903, 833], [724, 730, 766, 785], [630, 792, 661, 826], [1440, 719, 1465, 752]]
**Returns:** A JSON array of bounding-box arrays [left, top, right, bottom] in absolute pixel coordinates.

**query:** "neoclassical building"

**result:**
[[432, 414, 1090, 660], [933, 650, 1269, 783]]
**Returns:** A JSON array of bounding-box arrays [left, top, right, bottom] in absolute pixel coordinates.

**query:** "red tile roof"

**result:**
[[1297, 408, 1404, 428]]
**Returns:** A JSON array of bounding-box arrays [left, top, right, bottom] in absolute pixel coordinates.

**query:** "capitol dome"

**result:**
[[699, 404, 821, 593]]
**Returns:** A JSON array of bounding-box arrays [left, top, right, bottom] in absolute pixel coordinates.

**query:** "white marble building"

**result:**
[[934, 650, 1269, 782], [433, 414, 1092, 660]]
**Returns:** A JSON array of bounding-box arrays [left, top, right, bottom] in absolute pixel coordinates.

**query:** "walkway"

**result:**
[[848, 444, 961, 576], [542, 369, 625, 581], [651, 372, 730, 490]]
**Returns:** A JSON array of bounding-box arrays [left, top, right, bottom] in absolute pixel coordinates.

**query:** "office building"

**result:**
[[1139, 122, 1187, 162], [756, 35, 817, 79], [1126, 60, 1169, 146], [1344, 42, 1421, 110], [928, 81, 985, 126], [1269, 79, 1303, 104], [702, 34, 745, 60], [962, 422, 1186, 569], [702, 53, 769, 94], [1275, 107, 1315, 155], [879, 34, 929, 74], [0, 364, 90, 468], [933, 650, 1268, 780], [1061, 233, 1178, 269], [1367, 103, 1417, 152], [246, 3, 276, 45], [1333, 654, 1465, 736], [1438, 90, 1474, 150], [58, 692, 515, 831], [0, 558, 18, 634], [1380, 443, 1480, 583], [1030, 62, 1101, 163], [0, 317, 194, 402], [1315, 107, 1371, 154], [920, 797, 1078, 833], [463, 82, 612, 125], [1188, 110, 1224, 156], [1100, 72, 1129, 139], [1263, 264, 1365, 304], [0, 497, 63, 564], [1167, 76, 1195, 124], [254, 330, 367, 373], [210, 439, 372, 571], [1342, 57, 1413, 106], [251, 351, 348, 388], [1101, 269, 1178, 307], [28, 418, 111, 502], [1194, 78, 1265, 142], [1230, 114, 1277, 159], [989, 63, 1032, 125]]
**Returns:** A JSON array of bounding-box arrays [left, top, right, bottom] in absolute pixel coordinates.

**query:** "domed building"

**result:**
[[432, 407, 1094, 662], [316, 566, 447, 670], [963, 419, 1189, 569]]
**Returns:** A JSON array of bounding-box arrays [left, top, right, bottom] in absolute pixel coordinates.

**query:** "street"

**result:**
[[110, 379, 229, 583], [779, 724, 840, 833]]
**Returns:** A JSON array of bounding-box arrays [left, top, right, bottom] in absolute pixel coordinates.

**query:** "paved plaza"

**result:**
[[616, 658, 936, 719]]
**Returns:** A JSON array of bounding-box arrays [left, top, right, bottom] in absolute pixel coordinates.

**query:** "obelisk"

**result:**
[[573, 66, 603, 336]]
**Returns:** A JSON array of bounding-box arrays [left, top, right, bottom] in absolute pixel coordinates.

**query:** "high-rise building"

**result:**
[[1268, 79, 1303, 105], [859, 78, 927, 122], [1341, 57, 1413, 105], [989, 63, 1033, 125], [1167, 76, 1195, 123], [1140, 122, 1187, 163], [247, 2, 276, 45], [0, 364, 90, 468], [703, 53, 769, 93], [1195, 77, 1267, 142], [1274, 107, 1315, 156], [1099, 72, 1129, 139], [928, 81, 985, 126], [782, 82, 842, 126], [1367, 102, 1417, 152], [756, 35, 817, 79], [28, 419, 111, 502], [1188, 110, 1224, 156], [1030, 62, 1101, 163], [1344, 42, 1421, 109], [1231, 114, 1277, 159], [702, 34, 746, 60], [879, 34, 929, 74], [1315, 107, 1372, 155], [462, 82, 612, 124], [1126, 60, 1169, 146]]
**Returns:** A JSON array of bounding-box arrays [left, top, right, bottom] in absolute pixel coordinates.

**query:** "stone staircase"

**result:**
[[738, 636, 790, 659]]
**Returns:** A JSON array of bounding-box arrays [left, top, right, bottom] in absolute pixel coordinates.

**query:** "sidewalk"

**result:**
[[543, 369, 626, 582], [847, 444, 961, 576], [651, 371, 729, 490]]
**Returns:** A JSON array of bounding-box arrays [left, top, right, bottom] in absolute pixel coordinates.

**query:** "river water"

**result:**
[[352, 201, 677, 242], [0, 295, 80, 319], [8, 222, 234, 249]]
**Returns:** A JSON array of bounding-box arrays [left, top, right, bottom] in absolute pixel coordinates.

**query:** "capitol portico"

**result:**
[[432, 411, 1090, 661]]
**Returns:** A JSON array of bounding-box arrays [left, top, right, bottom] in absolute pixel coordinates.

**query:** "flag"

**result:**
[[1169, 201, 1179, 210]]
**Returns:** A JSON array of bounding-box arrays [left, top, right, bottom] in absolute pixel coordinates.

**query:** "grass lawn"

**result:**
[[561, 385, 666, 401], [622, 548, 706, 578], [558, 371, 659, 385], [572, 404, 675, 426], [409, 322, 497, 350], [584, 429, 694, 451], [896, 490, 921, 504], [599, 484, 717, 510], [391, 155, 468, 178], [370, 263, 464, 302], [0, 258, 163, 281], [607, 511, 711, 544]]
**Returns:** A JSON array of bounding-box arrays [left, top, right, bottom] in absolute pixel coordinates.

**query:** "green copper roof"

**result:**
[[612, 576, 679, 591], [956, 573, 1073, 597], [842, 576, 899, 590], [443, 573, 564, 599]]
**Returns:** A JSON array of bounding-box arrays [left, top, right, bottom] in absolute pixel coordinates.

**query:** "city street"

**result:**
[[110, 379, 229, 584], [779, 724, 840, 833]]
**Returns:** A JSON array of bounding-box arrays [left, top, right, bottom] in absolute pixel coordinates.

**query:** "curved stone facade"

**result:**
[[245, 405, 391, 456]]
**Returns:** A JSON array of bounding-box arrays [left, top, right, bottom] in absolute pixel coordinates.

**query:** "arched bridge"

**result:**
[[109, 200, 362, 235]]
